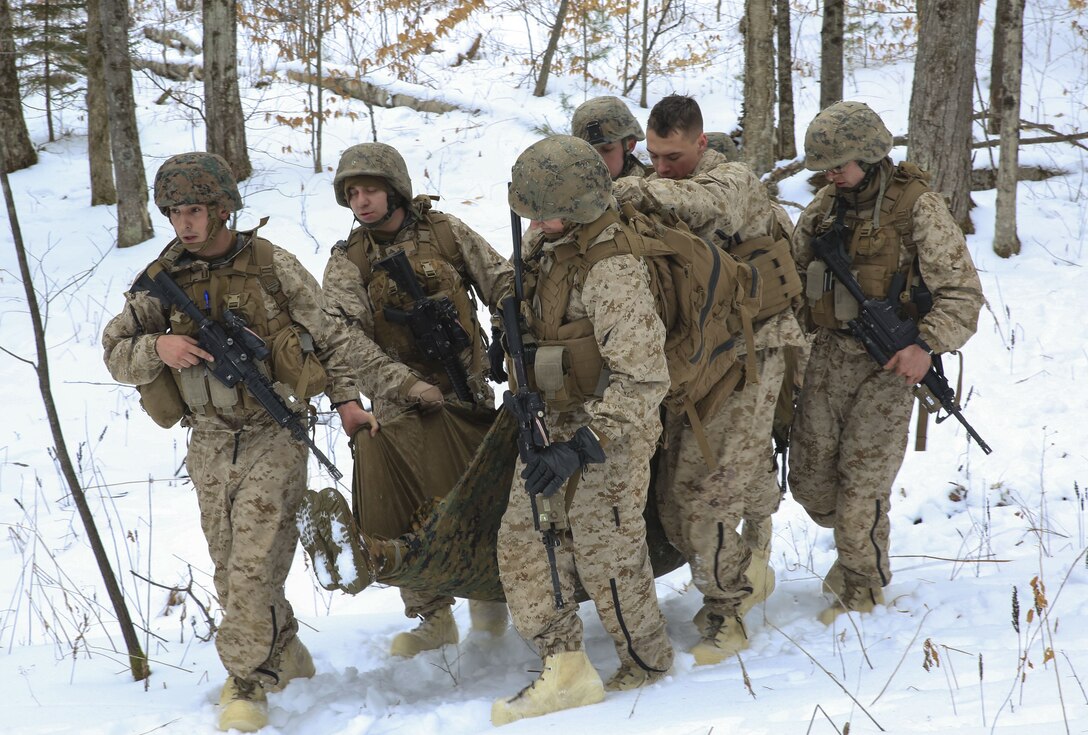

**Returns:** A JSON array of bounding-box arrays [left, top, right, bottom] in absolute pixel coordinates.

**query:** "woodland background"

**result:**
[[1, 1, 1087, 734]]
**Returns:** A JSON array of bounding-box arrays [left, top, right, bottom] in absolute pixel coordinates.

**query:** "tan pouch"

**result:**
[[534, 345, 569, 403], [833, 269, 862, 322], [136, 366, 187, 428], [806, 260, 829, 303], [271, 325, 328, 400]]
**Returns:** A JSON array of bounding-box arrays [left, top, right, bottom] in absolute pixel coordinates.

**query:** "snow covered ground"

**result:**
[[2, 2, 1087, 733]]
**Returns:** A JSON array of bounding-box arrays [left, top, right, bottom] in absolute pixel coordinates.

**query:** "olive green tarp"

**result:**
[[344, 404, 686, 602]]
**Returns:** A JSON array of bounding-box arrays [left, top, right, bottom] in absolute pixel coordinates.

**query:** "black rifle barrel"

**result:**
[[503, 205, 564, 609]]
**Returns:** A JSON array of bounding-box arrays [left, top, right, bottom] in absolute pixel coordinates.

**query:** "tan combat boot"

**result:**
[[604, 662, 670, 691], [821, 560, 845, 597], [491, 650, 605, 726], [468, 599, 509, 637], [819, 582, 886, 625], [389, 606, 459, 657], [270, 637, 315, 692], [737, 550, 777, 616], [218, 677, 268, 732], [690, 613, 749, 666]]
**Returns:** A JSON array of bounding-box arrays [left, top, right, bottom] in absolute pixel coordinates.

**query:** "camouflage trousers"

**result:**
[[187, 420, 307, 687], [657, 348, 786, 620], [497, 412, 673, 675], [400, 587, 453, 619], [789, 331, 914, 589]]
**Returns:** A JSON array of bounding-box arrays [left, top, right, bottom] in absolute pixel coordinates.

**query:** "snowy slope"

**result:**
[[1, 1, 1087, 733]]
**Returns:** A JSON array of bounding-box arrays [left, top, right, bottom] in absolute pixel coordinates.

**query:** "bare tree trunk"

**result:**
[[819, 0, 843, 110], [743, 0, 775, 175], [86, 0, 116, 206], [534, 0, 569, 97], [0, 150, 150, 682], [635, 0, 644, 106], [203, 0, 251, 180], [99, 0, 154, 247], [907, 0, 980, 233], [775, 0, 796, 160], [988, 0, 1009, 135], [0, 0, 36, 172], [993, 0, 1023, 258], [623, 0, 631, 95], [313, 15, 324, 174], [43, 12, 55, 143], [639, 0, 649, 107]]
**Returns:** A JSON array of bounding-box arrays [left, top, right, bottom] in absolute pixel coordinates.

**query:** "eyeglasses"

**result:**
[[824, 164, 847, 175]]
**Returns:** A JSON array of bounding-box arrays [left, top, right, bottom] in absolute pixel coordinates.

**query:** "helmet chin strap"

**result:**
[[355, 193, 402, 230], [184, 205, 225, 255]]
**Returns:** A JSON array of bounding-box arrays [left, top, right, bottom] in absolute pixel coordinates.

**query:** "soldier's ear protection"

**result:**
[[586, 120, 606, 146]]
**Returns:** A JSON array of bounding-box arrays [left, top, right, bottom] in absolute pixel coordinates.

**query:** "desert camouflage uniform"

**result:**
[[102, 238, 357, 689], [322, 210, 512, 422], [496, 215, 674, 676], [322, 204, 512, 620], [790, 158, 983, 591], [614, 148, 806, 620], [619, 155, 651, 178]]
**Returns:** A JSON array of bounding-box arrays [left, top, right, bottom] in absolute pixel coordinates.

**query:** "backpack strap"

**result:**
[[886, 163, 931, 257], [421, 208, 465, 273], [246, 233, 289, 313], [340, 228, 374, 283]]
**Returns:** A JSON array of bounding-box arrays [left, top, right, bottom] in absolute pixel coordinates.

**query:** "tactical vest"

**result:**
[[521, 205, 760, 463], [337, 196, 485, 399], [806, 162, 931, 330], [139, 228, 323, 423]]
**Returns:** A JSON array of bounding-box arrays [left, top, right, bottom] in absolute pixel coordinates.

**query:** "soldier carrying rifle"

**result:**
[[102, 152, 371, 732], [321, 142, 514, 655], [491, 136, 675, 726], [791, 102, 985, 623]]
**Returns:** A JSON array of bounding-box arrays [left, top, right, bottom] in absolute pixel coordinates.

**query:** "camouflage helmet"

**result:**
[[333, 142, 413, 208], [509, 135, 612, 224], [153, 152, 242, 216], [804, 101, 894, 171], [705, 132, 739, 161], [571, 96, 645, 146]]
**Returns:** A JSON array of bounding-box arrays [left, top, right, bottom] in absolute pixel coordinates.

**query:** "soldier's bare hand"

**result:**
[[337, 401, 379, 438], [884, 344, 931, 385], [156, 334, 214, 370]]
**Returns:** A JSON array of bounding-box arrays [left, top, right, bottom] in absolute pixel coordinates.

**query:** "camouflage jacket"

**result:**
[[522, 217, 669, 444], [322, 210, 513, 418], [102, 233, 358, 431], [793, 160, 984, 354], [619, 153, 651, 179], [613, 148, 805, 352]]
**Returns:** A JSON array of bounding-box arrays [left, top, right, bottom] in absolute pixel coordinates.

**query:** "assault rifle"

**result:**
[[500, 206, 566, 610], [810, 208, 992, 455], [374, 249, 474, 403], [136, 268, 344, 479]]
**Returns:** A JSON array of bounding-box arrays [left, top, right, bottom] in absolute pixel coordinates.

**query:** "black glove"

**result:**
[[522, 426, 606, 497], [487, 326, 509, 383]]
